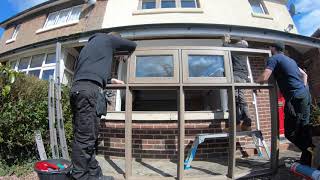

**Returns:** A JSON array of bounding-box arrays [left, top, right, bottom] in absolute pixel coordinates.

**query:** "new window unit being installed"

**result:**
[[101, 40, 278, 180]]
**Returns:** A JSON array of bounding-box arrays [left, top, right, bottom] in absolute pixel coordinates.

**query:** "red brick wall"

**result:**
[[302, 48, 320, 102], [98, 56, 272, 160], [0, 0, 107, 54]]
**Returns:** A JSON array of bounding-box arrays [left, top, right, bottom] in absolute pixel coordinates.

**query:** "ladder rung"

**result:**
[[196, 130, 262, 139]]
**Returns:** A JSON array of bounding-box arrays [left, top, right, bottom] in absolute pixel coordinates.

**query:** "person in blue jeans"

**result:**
[[257, 42, 312, 165]]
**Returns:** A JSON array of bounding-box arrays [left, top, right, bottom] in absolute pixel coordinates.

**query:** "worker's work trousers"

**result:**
[[284, 90, 312, 165], [234, 76, 251, 126], [70, 80, 106, 180]]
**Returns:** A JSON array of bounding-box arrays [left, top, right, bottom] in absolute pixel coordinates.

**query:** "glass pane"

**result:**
[[45, 12, 59, 28], [28, 70, 41, 78], [136, 55, 174, 77], [30, 54, 45, 68], [56, 9, 71, 25], [249, 0, 265, 14], [69, 6, 82, 22], [18, 57, 30, 70], [188, 55, 225, 77], [181, 0, 196, 8], [42, 69, 55, 80], [142, 0, 156, 9], [161, 0, 176, 8], [9, 60, 17, 69], [11, 24, 21, 39], [65, 54, 76, 70], [45, 53, 56, 64]]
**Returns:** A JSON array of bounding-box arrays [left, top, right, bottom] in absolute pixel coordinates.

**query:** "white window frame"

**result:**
[[37, 5, 82, 34], [139, 0, 200, 10], [6, 24, 21, 44], [14, 52, 56, 80]]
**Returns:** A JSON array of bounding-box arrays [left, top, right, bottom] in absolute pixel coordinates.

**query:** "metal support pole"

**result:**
[[178, 86, 185, 180], [227, 86, 236, 179], [125, 87, 133, 179]]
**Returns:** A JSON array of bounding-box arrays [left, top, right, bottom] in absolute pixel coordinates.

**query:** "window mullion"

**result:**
[[156, 0, 161, 8], [176, 0, 181, 8], [27, 56, 32, 73], [138, 0, 143, 10]]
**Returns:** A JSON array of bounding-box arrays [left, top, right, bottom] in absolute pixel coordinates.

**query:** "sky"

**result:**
[[0, 0, 319, 38]]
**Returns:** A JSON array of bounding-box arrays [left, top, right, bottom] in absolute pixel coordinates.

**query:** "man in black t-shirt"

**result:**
[[70, 32, 136, 180]]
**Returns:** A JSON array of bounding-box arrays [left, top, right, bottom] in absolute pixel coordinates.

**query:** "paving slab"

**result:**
[[97, 149, 302, 179]]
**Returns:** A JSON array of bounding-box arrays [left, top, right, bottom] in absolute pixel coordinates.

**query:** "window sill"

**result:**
[[101, 111, 229, 121], [36, 21, 79, 34], [133, 8, 204, 15], [251, 12, 273, 20], [5, 38, 16, 44]]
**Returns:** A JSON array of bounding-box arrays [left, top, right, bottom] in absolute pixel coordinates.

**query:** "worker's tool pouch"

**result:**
[[96, 88, 107, 116]]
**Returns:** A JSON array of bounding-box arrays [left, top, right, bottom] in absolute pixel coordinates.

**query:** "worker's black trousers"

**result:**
[[234, 76, 251, 126], [70, 81, 103, 180], [284, 90, 312, 165]]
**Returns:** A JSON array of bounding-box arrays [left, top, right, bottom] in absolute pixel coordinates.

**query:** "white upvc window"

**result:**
[[249, 0, 268, 14], [42, 5, 82, 30], [6, 24, 21, 44], [11, 52, 56, 80], [140, 0, 200, 9]]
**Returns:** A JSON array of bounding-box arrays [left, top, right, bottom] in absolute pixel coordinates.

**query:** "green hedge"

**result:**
[[0, 65, 72, 176]]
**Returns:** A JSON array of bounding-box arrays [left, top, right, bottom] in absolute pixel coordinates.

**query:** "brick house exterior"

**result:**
[[0, 0, 107, 54], [0, 0, 320, 164]]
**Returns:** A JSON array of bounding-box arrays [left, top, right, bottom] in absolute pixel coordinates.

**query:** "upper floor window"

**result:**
[[43, 5, 82, 29], [140, 0, 199, 10], [249, 0, 268, 14], [6, 24, 21, 44]]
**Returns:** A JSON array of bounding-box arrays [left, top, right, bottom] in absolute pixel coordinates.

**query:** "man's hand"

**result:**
[[223, 34, 231, 44], [111, 78, 125, 84]]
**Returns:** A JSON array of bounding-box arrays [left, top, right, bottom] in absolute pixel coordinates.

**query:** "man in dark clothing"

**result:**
[[257, 42, 312, 165], [70, 32, 137, 180], [224, 39, 252, 131]]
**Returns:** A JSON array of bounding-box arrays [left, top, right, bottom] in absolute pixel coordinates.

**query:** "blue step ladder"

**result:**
[[184, 130, 271, 170]]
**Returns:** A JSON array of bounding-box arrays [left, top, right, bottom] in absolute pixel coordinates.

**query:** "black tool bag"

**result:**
[[96, 89, 107, 117]]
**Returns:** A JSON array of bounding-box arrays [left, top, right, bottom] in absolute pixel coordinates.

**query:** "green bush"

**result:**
[[0, 65, 72, 176]]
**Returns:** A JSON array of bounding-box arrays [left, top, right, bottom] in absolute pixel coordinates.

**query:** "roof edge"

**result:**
[[0, 23, 319, 58]]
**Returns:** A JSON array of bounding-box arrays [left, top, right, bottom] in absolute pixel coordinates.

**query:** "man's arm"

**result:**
[[110, 35, 137, 52], [256, 69, 273, 84], [298, 67, 308, 86]]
